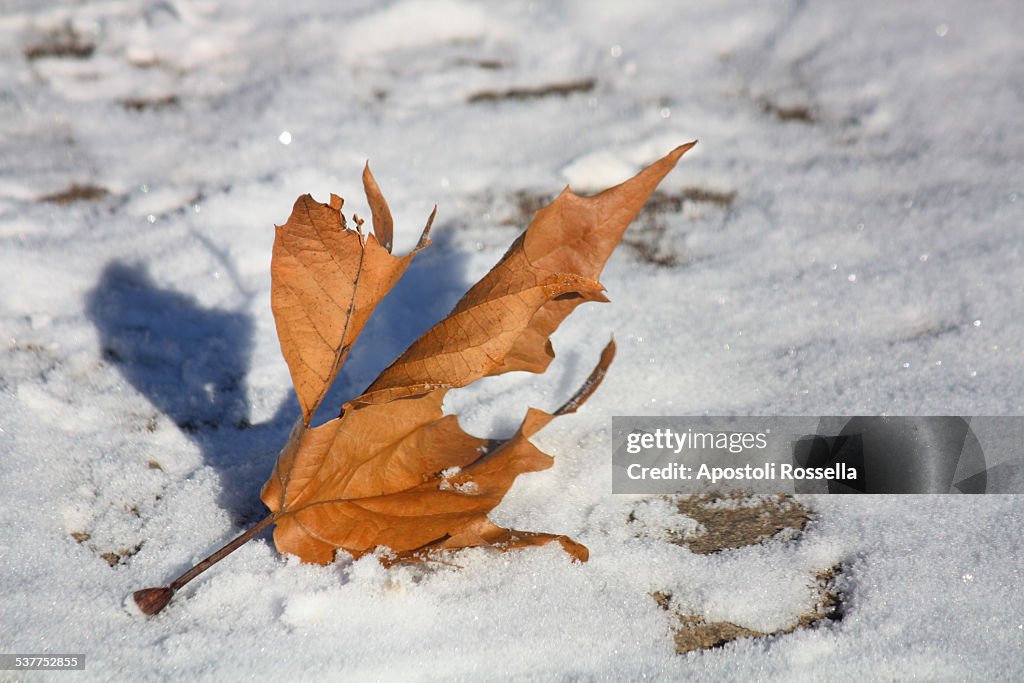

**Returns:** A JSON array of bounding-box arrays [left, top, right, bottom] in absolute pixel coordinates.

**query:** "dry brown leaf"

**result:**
[[260, 143, 694, 565], [271, 169, 433, 425], [132, 145, 695, 615]]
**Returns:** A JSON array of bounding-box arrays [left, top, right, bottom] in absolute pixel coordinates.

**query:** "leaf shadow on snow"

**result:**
[[85, 230, 472, 523], [87, 262, 276, 522]]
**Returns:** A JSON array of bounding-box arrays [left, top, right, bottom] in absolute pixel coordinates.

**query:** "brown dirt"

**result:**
[[654, 565, 844, 654], [40, 184, 109, 204], [99, 543, 143, 567], [24, 25, 95, 60], [641, 493, 844, 653], [671, 492, 811, 554], [759, 98, 815, 123], [468, 78, 596, 103], [624, 189, 735, 267], [120, 95, 180, 111]]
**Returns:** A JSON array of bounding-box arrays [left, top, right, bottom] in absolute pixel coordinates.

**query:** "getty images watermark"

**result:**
[[612, 416, 1024, 494]]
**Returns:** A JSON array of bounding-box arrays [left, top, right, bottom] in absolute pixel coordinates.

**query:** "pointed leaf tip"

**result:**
[[418, 205, 437, 250], [665, 140, 698, 164], [554, 338, 616, 417], [362, 162, 394, 253]]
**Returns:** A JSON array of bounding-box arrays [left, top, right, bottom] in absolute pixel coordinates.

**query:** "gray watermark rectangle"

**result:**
[[612, 416, 1024, 494], [0, 654, 86, 670]]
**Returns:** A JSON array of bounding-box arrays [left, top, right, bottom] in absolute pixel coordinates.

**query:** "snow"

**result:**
[[1, 0, 1022, 680]]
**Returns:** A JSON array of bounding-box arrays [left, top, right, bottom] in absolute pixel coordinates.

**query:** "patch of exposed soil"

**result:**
[[40, 184, 110, 204], [671, 492, 811, 554], [468, 78, 595, 103], [654, 565, 845, 654]]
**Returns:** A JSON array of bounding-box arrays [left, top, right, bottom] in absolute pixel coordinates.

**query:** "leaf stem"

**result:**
[[133, 514, 273, 616]]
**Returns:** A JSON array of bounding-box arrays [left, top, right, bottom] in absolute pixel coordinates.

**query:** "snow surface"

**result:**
[[1, 0, 1022, 680]]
